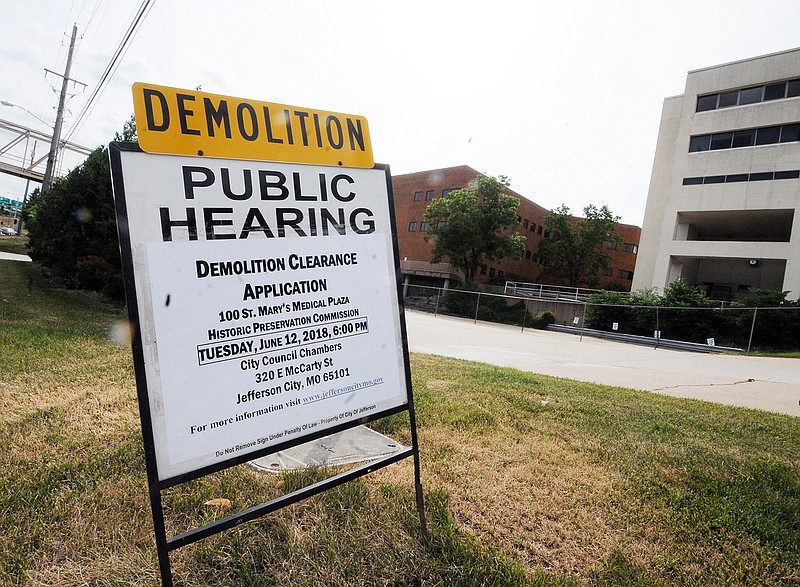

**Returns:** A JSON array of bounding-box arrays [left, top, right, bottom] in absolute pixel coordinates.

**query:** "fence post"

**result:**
[[747, 307, 758, 355], [521, 300, 528, 332], [474, 292, 481, 324], [654, 306, 660, 349], [434, 287, 441, 317], [579, 301, 587, 342]]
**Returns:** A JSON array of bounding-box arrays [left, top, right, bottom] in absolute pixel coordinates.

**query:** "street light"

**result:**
[[1, 100, 51, 127]]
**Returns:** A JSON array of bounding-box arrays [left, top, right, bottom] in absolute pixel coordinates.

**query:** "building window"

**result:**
[[755, 126, 781, 145], [603, 267, 614, 277], [732, 129, 757, 148], [480, 265, 487, 275], [419, 221, 429, 232], [623, 243, 638, 254], [531, 222, 536, 232], [523, 219, 529, 228], [739, 86, 763, 105], [695, 77, 800, 112], [442, 188, 456, 198], [726, 174, 749, 183], [408, 222, 417, 232], [413, 191, 422, 201], [689, 123, 800, 152], [525, 249, 532, 260], [489, 268, 496, 277], [606, 241, 618, 250], [537, 226, 543, 235], [781, 124, 800, 142], [683, 170, 800, 185], [544, 230, 550, 238], [425, 190, 434, 200], [710, 132, 733, 150], [618, 270, 634, 280], [765, 82, 787, 101], [437, 220, 446, 228], [718, 91, 738, 108], [689, 135, 711, 152], [696, 94, 718, 112]]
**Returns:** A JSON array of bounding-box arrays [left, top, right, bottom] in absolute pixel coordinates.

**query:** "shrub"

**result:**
[[441, 287, 533, 326], [25, 147, 124, 299], [532, 311, 555, 329], [587, 282, 799, 350]]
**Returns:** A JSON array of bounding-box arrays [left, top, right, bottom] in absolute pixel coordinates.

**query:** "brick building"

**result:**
[[391, 165, 641, 290]]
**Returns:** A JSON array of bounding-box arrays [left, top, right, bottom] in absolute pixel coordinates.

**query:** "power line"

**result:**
[[63, 0, 155, 143]]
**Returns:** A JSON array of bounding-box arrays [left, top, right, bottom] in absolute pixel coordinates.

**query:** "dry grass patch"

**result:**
[[389, 353, 800, 586]]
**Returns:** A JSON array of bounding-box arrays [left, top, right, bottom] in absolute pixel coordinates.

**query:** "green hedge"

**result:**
[[441, 287, 533, 326], [586, 281, 799, 351]]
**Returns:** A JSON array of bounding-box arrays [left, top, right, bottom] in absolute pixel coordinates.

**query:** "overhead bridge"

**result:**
[[0, 118, 91, 184], [0, 160, 44, 182]]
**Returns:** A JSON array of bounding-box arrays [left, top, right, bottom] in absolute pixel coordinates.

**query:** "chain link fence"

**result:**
[[402, 284, 800, 354]]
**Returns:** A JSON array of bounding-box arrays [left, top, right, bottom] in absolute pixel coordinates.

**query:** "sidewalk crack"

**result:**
[[653, 378, 756, 391]]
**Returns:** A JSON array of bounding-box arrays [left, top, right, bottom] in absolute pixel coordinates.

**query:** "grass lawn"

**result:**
[[0, 234, 29, 256], [1, 259, 798, 586]]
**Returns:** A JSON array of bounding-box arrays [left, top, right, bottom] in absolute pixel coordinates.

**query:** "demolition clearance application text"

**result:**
[[119, 157, 408, 479], [148, 233, 406, 473]]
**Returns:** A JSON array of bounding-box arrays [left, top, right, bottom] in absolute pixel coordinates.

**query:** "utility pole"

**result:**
[[42, 24, 84, 192], [15, 141, 36, 236]]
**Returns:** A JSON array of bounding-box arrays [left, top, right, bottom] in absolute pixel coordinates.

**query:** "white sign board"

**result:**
[[111, 147, 409, 481]]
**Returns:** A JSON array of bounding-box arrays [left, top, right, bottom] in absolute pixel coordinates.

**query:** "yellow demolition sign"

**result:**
[[132, 83, 374, 168]]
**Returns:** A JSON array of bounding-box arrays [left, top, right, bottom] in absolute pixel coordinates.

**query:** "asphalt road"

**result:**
[[404, 309, 800, 417]]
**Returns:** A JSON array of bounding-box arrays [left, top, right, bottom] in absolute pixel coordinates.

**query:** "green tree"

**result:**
[[537, 204, 621, 287], [423, 174, 525, 284], [24, 116, 136, 299], [115, 114, 137, 142]]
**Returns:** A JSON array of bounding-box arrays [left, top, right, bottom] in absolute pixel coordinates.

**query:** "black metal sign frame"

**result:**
[[109, 142, 426, 586]]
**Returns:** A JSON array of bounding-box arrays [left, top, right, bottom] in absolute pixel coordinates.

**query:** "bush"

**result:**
[[730, 290, 800, 351], [440, 287, 480, 318], [76, 255, 124, 299], [586, 290, 635, 333], [531, 311, 555, 329], [441, 287, 533, 326], [587, 282, 799, 351], [25, 147, 124, 300]]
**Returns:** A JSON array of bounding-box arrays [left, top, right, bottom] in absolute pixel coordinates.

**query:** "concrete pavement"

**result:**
[[0, 251, 31, 262], [404, 309, 800, 417]]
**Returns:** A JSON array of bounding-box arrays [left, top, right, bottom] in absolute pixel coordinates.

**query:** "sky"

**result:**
[[1, 0, 799, 225]]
